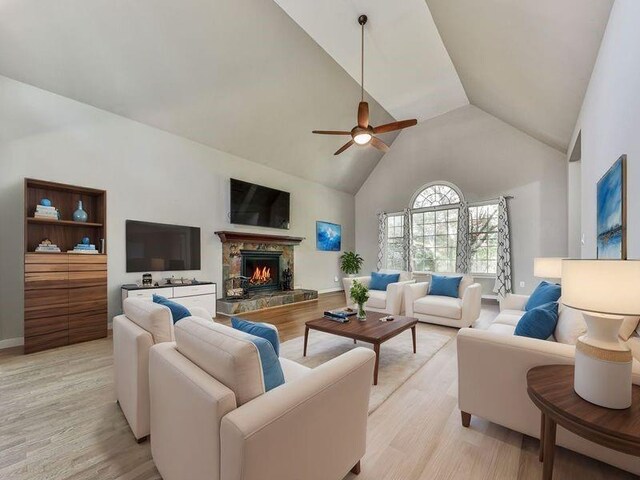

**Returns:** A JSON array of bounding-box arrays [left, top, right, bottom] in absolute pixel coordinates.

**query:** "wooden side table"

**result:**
[[527, 365, 640, 480]]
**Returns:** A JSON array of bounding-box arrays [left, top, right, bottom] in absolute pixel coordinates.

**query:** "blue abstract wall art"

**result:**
[[316, 221, 342, 252], [597, 155, 626, 259]]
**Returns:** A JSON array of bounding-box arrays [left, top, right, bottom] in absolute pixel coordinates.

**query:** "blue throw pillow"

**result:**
[[525, 281, 562, 311], [152, 294, 191, 324], [429, 275, 463, 298], [238, 331, 285, 392], [514, 302, 559, 340], [231, 317, 280, 356], [369, 272, 400, 291]]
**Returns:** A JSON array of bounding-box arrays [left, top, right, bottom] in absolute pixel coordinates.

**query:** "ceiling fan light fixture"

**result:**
[[353, 132, 372, 145]]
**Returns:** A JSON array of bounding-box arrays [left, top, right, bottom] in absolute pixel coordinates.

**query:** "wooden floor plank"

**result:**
[[0, 292, 635, 479]]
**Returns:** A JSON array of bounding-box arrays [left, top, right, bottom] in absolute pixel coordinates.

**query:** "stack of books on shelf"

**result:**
[[68, 243, 99, 254], [35, 241, 61, 253], [34, 205, 59, 219]]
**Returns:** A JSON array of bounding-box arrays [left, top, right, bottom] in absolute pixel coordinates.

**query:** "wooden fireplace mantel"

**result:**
[[215, 231, 305, 246]]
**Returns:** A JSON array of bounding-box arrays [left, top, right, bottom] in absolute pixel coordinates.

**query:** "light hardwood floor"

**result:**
[[0, 292, 635, 480]]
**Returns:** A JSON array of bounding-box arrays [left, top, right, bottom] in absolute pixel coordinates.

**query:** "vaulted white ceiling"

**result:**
[[0, 0, 615, 193], [273, 0, 469, 123], [424, 0, 614, 152], [0, 0, 398, 194]]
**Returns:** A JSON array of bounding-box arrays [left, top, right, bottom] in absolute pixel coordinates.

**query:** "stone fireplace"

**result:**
[[215, 231, 318, 315]]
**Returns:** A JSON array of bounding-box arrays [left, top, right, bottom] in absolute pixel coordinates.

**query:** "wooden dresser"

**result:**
[[24, 179, 108, 354]]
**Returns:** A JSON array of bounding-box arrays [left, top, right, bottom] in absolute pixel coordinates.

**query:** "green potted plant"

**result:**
[[340, 251, 364, 277], [350, 279, 369, 320]]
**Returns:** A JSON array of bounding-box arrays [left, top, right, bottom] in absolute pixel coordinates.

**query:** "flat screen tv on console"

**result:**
[[126, 220, 201, 272], [230, 178, 290, 229]]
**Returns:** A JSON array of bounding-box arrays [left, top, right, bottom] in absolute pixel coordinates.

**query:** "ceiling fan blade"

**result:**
[[373, 119, 417, 134], [334, 140, 355, 155], [370, 136, 389, 153], [357, 102, 369, 128], [312, 130, 351, 135]]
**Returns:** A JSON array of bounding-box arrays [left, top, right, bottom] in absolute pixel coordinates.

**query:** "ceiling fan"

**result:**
[[313, 15, 417, 156]]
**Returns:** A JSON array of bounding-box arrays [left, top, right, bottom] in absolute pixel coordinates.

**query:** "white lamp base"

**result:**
[[574, 313, 632, 409]]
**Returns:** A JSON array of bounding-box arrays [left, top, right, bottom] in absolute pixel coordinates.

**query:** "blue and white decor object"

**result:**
[[81, 236, 91, 245], [597, 155, 626, 259], [316, 221, 341, 251], [231, 318, 280, 356], [152, 294, 191, 323], [73, 200, 88, 222], [40, 198, 52, 207]]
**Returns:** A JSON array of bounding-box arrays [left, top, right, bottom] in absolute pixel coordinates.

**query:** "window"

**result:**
[[469, 203, 499, 275], [412, 184, 461, 209], [410, 182, 462, 273], [385, 214, 405, 270]]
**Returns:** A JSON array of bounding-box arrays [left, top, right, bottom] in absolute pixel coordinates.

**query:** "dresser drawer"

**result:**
[[69, 310, 107, 344], [172, 284, 216, 298], [125, 287, 173, 300]]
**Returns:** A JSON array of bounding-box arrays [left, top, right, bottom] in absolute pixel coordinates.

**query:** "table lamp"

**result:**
[[533, 257, 564, 281], [562, 259, 640, 409]]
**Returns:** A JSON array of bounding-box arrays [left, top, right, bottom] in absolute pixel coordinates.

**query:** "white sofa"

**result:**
[[149, 317, 376, 480], [342, 270, 415, 315], [112, 298, 212, 442], [403, 275, 482, 328], [457, 293, 640, 476]]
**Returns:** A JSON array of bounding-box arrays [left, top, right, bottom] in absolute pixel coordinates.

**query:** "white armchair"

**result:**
[[403, 275, 482, 328], [113, 298, 212, 442], [149, 317, 376, 480], [342, 270, 415, 315]]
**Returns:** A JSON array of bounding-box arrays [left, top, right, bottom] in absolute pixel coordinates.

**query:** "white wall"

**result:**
[[0, 76, 354, 341], [569, 0, 640, 259], [355, 105, 568, 295]]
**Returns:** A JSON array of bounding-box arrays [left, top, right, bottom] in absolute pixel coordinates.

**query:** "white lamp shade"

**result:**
[[533, 257, 564, 279], [562, 260, 640, 316]]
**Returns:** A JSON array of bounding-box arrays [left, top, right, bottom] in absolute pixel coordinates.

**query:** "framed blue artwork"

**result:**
[[316, 221, 341, 251], [597, 155, 626, 259]]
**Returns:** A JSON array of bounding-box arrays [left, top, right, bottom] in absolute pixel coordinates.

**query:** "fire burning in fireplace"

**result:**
[[249, 265, 272, 285]]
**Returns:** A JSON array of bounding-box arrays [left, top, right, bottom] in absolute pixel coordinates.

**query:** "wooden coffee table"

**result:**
[[527, 365, 640, 480], [304, 311, 418, 385]]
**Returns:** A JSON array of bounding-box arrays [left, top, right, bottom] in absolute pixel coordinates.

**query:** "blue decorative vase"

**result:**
[[73, 201, 88, 222], [81, 236, 90, 245], [40, 198, 52, 207]]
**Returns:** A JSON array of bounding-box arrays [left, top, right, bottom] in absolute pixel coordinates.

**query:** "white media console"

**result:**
[[121, 282, 217, 317]]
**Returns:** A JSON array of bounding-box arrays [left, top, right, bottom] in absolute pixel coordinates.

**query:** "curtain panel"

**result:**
[[493, 196, 513, 297], [455, 201, 470, 274], [376, 212, 387, 271]]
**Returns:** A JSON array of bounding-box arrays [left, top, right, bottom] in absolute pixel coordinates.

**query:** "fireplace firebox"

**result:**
[[241, 250, 282, 293]]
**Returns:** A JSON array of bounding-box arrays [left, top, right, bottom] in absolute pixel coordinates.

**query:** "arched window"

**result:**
[[411, 182, 462, 209], [409, 182, 463, 273]]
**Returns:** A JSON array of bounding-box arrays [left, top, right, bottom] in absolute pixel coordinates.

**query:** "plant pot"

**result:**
[[357, 303, 367, 320]]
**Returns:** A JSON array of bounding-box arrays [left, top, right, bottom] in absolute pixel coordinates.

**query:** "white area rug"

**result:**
[[280, 323, 456, 413]]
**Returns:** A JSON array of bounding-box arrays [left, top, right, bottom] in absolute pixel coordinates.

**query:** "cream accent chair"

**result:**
[[149, 317, 375, 480], [457, 293, 640, 476], [113, 298, 212, 442], [403, 275, 482, 328], [342, 270, 415, 315]]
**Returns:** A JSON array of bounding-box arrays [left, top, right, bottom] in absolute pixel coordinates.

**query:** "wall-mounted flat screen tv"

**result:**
[[126, 220, 201, 272], [230, 178, 290, 229]]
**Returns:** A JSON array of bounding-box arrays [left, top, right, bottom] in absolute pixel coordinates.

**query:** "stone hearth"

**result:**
[[217, 289, 318, 316], [215, 231, 318, 315]]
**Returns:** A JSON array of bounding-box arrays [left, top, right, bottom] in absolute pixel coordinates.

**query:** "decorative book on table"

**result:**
[[324, 308, 357, 320]]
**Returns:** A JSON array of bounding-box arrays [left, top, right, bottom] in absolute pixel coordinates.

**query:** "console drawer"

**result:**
[[173, 294, 216, 316], [125, 287, 173, 299], [172, 284, 216, 298]]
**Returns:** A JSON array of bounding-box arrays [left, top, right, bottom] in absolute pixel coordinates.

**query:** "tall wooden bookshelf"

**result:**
[[24, 179, 108, 354]]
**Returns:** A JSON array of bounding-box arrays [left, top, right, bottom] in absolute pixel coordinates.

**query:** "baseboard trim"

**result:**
[[318, 287, 344, 294], [0, 337, 24, 350]]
